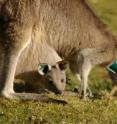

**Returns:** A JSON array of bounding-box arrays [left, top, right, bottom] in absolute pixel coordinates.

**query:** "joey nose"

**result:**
[[55, 90, 63, 95]]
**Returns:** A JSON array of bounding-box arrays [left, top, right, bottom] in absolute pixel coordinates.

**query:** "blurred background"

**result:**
[[88, 0, 117, 34]]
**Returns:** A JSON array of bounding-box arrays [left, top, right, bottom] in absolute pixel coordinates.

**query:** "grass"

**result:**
[[1, 90, 117, 124], [1, 0, 117, 124]]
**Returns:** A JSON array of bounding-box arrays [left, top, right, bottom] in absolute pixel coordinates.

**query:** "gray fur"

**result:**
[[0, 0, 117, 100]]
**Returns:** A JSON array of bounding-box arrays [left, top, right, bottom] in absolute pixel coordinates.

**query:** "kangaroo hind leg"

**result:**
[[75, 48, 113, 100]]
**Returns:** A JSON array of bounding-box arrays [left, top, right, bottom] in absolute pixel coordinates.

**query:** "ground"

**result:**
[[1, 0, 117, 124]]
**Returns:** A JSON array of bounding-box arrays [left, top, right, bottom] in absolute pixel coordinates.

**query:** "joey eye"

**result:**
[[49, 81, 53, 84]]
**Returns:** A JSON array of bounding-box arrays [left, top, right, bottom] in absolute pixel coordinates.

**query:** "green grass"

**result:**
[[1, 92, 117, 124], [1, 0, 117, 124]]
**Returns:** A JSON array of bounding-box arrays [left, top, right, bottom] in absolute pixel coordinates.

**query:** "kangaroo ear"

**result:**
[[57, 60, 68, 70], [38, 64, 51, 75]]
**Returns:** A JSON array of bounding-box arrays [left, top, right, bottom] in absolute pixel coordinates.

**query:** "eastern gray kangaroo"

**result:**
[[0, 0, 117, 100]]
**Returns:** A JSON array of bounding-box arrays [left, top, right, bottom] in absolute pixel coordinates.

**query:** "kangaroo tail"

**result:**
[[10, 93, 67, 105]]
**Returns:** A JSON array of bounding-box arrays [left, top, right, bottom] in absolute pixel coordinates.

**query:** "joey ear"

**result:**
[[57, 60, 68, 70], [38, 64, 51, 75]]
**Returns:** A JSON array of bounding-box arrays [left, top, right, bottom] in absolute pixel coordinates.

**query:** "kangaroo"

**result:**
[[14, 40, 67, 95], [0, 0, 117, 101], [15, 61, 67, 95]]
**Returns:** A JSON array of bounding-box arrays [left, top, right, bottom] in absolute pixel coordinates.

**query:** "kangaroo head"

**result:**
[[38, 60, 68, 95]]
